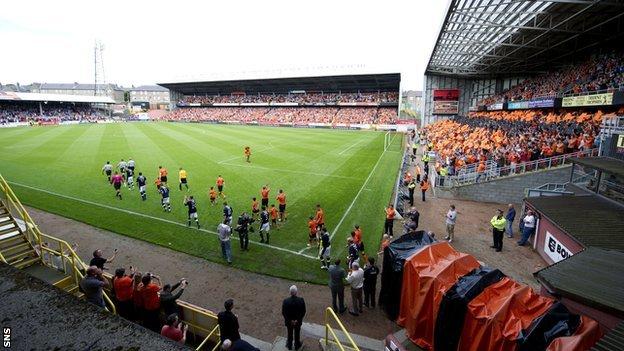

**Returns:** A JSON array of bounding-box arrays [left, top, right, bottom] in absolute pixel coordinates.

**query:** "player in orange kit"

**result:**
[[244, 146, 251, 163]]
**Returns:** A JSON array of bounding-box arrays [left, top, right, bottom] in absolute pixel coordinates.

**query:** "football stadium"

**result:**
[[1, 1, 624, 351]]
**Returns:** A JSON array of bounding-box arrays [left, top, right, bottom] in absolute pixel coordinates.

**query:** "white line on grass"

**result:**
[[7, 181, 317, 260], [338, 139, 365, 155], [298, 133, 398, 252], [329, 133, 397, 240]]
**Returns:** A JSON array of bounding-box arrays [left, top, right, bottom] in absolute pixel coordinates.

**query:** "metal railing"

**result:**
[[323, 307, 360, 351], [436, 148, 599, 187], [0, 174, 118, 313]]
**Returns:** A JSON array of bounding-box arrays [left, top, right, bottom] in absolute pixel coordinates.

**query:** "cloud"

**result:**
[[0, 0, 447, 90]]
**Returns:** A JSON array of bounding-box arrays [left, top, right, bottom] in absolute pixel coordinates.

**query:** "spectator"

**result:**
[[405, 206, 420, 229], [490, 210, 507, 252], [346, 262, 364, 316], [235, 212, 253, 251], [384, 204, 395, 237], [505, 204, 516, 238], [328, 259, 347, 314], [132, 272, 144, 322], [407, 179, 416, 206], [161, 313, 188, 344], [217, 219, 233, 264], [420, 178, 429, 202], [218, 299, 241, 343], [518, 210, 536, 246], [222, 339, 260, 351], [80, 266, 108, 308], [161, 278, 188, 316], [89, 248, 117, 270], [113, 267, 135, 319], [281, 285, 306, 351], [141, 273, 162, 332], [445, 205, 457, 243], [363, 257, 379, 308]]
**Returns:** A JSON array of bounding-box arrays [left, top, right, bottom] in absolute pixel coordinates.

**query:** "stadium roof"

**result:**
[[158, 73, 401, 95], [0, 91, 115, 104], [426, 0, 624, 77], [40, 83, 124, 91]]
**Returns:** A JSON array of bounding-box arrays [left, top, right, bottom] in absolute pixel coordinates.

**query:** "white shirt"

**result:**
[[523, 215, 536, 229], [446, 210, 457, 225], [217, 223, 231, 241], [346, 268, 364, 289]]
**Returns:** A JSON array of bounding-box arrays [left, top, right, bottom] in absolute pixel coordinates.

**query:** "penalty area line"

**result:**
[[7, 181, 317, 260]]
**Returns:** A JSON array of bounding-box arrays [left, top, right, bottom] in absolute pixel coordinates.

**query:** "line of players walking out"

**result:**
[[100, 148, 352, 269], [99, 147, 291, 241]]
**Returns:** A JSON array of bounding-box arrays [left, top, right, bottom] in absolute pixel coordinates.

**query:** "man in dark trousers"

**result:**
[[281, 285, 306, 350], [363, 257, 380, 308], [328, 259, 347, 313], [218, 299, 241, 343]]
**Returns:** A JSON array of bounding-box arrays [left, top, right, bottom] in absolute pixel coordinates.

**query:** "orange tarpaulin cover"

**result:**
[[546, 316, 603, 351], [397, 242, 480, 350], [457, 277, 554, 351]]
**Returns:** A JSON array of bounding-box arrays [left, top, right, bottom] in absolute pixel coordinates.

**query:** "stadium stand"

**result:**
[[479, 52, 624, 106], [159, 73, 401, 126], [0, 102, 107, 124], [164, 106, 397, 125], [422, 109, 612, 170]]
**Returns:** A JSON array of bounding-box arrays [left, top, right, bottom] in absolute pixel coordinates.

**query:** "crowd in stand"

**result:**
[[182, 91, 399, 105], [479, 52, 624, 105], [421, 109, 615, 173], [0, 103, 107, 124], [164, 107, 398, 125]]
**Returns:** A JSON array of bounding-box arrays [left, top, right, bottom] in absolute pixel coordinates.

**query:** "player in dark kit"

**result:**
[[125, 167, 134, 190], [136, 172, 147, 201], [184, 195, 200, 229], [319, 227, 331, 269], [159, 185, 172, 212], [110, 171, 124, 200], [259, 206, 270, 244]]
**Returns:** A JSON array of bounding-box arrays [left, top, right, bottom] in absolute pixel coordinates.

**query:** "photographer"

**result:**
[[80, 265, 109, 309], [161, 313, 188, 344], [235, 211, 254, 251], [161, 278, 189, 316]]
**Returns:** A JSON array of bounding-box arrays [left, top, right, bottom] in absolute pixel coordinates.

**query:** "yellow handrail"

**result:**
[[0, 174, 116, 314], [196, 324, 220, 351], [324, 307, 360, 351]]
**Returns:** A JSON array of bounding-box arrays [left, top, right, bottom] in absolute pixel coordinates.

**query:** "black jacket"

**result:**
[[363, 265, 380, 289], [281, 296, 306, 326], [217, 310, 240, 342], [160, 282, 184, 316]]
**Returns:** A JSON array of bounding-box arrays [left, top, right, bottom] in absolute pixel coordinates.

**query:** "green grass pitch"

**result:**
[[0, 122, 403, 284]]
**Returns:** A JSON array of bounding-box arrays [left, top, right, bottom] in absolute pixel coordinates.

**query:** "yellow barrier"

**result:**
[[0, 174, 223, 344], [324, 307, 360, 351], [0, 174, 117, 313]]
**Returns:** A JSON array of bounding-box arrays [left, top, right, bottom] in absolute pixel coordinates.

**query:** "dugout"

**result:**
[[378, 230, 435, 320]]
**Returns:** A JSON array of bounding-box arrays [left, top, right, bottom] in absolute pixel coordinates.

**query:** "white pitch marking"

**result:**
[[7, 181, 317, 260], [338, 138, 365, 155], [328, 133, 397, 241]]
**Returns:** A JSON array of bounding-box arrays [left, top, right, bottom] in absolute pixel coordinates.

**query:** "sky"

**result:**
[[0, 0, 449, 91]]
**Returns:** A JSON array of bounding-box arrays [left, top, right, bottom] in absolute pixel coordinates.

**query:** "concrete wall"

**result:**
[[435, 165, 572, 204]]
